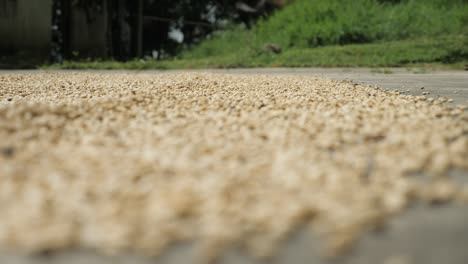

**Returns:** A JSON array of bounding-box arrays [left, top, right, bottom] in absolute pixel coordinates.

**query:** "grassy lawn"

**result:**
[[44, 0, 467, 70], [45, 35, 467, 70]]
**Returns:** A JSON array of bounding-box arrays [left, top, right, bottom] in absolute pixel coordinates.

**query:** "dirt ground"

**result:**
[[0, 69, 468, 264]]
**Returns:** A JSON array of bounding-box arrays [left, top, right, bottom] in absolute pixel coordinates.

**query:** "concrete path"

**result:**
[[2, 204, 468, 264], [1, 68, 467, 264], [5, 67, 468, 104], [164, 68, 468, 105]]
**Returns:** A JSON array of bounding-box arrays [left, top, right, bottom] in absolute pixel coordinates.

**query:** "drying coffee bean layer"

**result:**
[[0, 73, 467, 260]]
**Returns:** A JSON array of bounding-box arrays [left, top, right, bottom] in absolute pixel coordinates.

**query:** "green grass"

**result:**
[[182, 0, 467, 59], [45, 35, 468, 70], [45, 0, 468, 70]]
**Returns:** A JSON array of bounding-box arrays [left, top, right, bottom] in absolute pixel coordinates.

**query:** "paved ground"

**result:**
[[2, 204, 468, 264], [1, 68, 467, 264], [166, 68, 468, 106], [6, 67, 468, 105]]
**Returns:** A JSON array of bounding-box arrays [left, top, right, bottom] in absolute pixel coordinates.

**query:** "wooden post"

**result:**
[[136, 0, 143, 58]]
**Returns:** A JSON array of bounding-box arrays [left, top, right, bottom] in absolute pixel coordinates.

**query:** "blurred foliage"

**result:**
[[141, 0, 278, 56], [67, 0, 276, 57], [47, 35, 468, 69], [142, 0, 231, 55], [182, 0, 468, 59], [48, 0, 467, 67]]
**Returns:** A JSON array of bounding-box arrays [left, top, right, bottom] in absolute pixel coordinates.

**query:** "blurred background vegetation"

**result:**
[[185, 0, 467, 56], [177, 0, 468, 68], [1, 0, 467, 69]]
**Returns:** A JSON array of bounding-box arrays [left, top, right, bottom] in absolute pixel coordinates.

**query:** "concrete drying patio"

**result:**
[[0, 68, 467, 264]]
